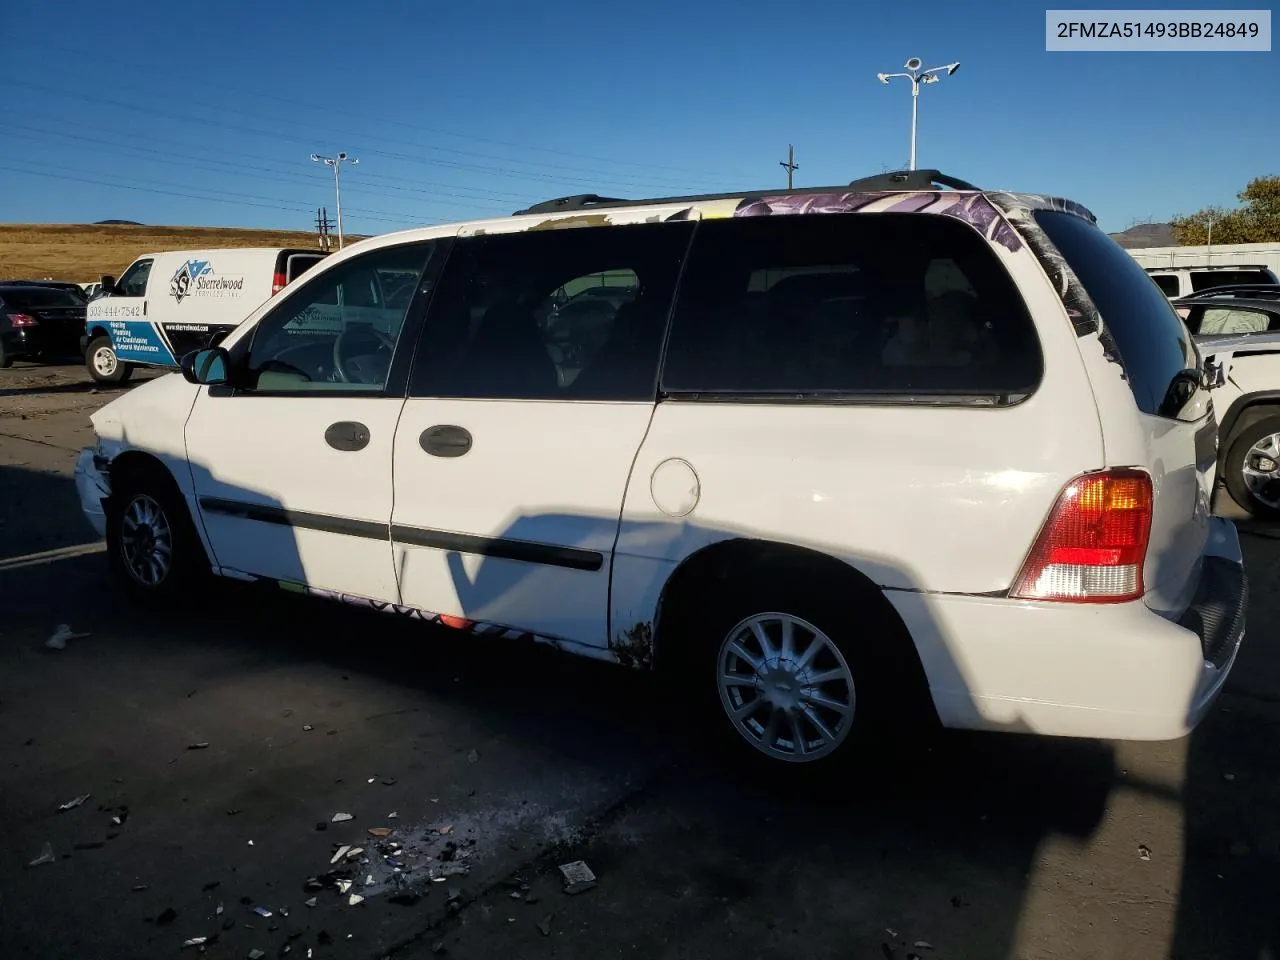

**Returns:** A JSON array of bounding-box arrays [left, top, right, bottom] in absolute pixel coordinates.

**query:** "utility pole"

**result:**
[[314, 207, 334, 251], [779, 144, 798, 190], [310, 152, 359, 249]]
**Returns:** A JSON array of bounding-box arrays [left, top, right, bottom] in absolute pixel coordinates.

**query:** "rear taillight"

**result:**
[[8, 313, 38, 327], [1010, 469, 1153, 603], [271, 272, 287, 295]]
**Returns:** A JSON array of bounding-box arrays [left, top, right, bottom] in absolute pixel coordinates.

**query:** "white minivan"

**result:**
[[83, 247, 326, 384], [74, 170, 1246, 768]]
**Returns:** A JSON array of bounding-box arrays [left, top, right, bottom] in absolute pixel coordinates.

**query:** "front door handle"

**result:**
[[325, 421, 371, 452], [420, 425, 472, 458]]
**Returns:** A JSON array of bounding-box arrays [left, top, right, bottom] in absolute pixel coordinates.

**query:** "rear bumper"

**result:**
[[892, 517, 1246, 741], [73, 447, 111, 539]]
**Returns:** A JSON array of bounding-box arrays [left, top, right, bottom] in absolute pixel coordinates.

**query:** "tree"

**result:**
[[1171, 176, 1280, 244]]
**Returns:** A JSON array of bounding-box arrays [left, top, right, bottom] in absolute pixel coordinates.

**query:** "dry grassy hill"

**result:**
[[0, 223, 340, 282]]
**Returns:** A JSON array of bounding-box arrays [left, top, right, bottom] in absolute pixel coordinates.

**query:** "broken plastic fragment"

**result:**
[[253, 906, 272, 918], [330, 845, 351, 864], [348, 893, 365, 906], [27, 842, 55, 868], [368, 778, 376, 784], [188, 742, 210, 751], [331, 812, 353, 823], [368, 827, 392, 838], [182, 937, 208, 948], [58, 793, 91, 812], [558, 860, 597, 895], [336, 880, 353, 894], [304, 897, 317, 908], [1138, 845, 1152, 861], [440, 825, 453, 836], [365, 874, 375, 886], [278, 906, 289, 917], [345, 847, 364, 860], [537, 914, 553, 937], [248, 950, 266, 960], [46, 624, 88, 650], [388, 811, 398, 819], [914, 942, 935, 951], [216, 904, 224, 916], [466, 749, 480, 764], [303, 724, 314, 732]]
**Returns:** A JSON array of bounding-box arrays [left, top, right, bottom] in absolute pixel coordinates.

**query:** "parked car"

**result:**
[[1146, 265, 1280, 302], [82, 281, 103, 300], [0, 284, 88, 367], [1170, 285, 1280, 518], [74, 169, 1245, 769], [0, 279, 88, 303], [83, 247, 326, 385]]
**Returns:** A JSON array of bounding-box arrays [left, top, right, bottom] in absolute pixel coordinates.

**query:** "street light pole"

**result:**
[[876, 58, 960, 171], [310, 152, 359, 248]]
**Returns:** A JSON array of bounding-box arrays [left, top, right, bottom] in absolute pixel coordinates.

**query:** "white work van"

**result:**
[[83, 247, 325, 384]]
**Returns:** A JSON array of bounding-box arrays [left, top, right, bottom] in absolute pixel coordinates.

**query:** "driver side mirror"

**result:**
[[1202, 356, 1228, 390], [181, 347, 230, 386], [99, 274, 120, 297]]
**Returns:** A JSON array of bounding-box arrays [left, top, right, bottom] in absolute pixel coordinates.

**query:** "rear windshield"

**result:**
[[0, 287, 84, 308], [1035, 211, 1198, 419], [287, 255, 324, 282], [1149, 274, 1181, 297], [1191, 269, 1277, 291]]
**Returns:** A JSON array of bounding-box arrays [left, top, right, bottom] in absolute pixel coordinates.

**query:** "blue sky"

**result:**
[[2, 0, 1276, 235]]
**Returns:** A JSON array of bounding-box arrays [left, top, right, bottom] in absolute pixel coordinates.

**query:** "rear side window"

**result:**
[[1191, 269, 1277, 291], [1194, 306, 1276, 336], [1034, 211, 1199, 419], [1150, 274, 1181, 298], [661, 213, 1042, 400]]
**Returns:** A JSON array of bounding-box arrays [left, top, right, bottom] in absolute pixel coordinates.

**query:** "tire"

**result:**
[[86, 335, 133, 385], [105, 463, 208, 603], [680, 572, 930, 772], [1223, 414, 1280, 520], [0, 339, 11, 369]]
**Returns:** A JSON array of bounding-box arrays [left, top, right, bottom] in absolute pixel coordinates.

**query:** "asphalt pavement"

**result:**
[[2, 360, 1279, 960]]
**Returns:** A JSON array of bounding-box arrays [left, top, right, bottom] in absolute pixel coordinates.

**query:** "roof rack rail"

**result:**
[[847, 169, 979, 191], [512, 193, 630, 216]]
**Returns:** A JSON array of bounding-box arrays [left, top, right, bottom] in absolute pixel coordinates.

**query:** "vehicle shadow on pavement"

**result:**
[[1170, 527, 1280, 960], [0, 463, 102, 560]]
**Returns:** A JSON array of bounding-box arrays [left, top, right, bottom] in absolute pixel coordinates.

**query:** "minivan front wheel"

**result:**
[[1224, 414, 1280, 520], [86, 336, 133, 385], [106, 468, 206, 601]]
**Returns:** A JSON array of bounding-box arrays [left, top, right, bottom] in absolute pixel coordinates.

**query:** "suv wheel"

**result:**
[[106, 466, 206, 601], [0, 338, 12, 369], [1223, 414, 1280, 520], [86, 336, 133, 385]]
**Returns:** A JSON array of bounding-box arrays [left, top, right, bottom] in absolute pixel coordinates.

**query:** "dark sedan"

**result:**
[[0, 285, 88, 368]]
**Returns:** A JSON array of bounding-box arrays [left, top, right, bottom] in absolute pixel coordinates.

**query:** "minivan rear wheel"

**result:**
[[686, 575, 924, 770], [1224, 414, 1280, 520], [86, 335, 133, 385]]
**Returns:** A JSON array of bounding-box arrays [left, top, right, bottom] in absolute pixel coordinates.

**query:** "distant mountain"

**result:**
[[94, 219, 145, 226], [1109, 222, 1176, 248]]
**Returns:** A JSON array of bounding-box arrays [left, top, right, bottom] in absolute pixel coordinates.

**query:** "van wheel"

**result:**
[[687, 576, 923, 771], [1224, 415, 1280, 520], [106, 464, 207, 603], [86, 336, 133, 385]]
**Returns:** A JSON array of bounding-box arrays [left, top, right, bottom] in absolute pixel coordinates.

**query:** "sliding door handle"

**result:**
[[420, 425, 472, 458]]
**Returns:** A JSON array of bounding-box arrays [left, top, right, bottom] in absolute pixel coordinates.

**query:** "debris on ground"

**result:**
[[381, 777, 397, 786], [253, 907, 273, 918], [278, 906, 289, 917], [537, 914, 554, 937], [57, 793, 91, 812], [305, 897, 318, 908], [1138, 844, 1152, 861], [439, 825, 453, 836], [1224, 772, 1237, 782], [182, 936, 208, 948], [248, 950, 266, 960], [216, 904, 224, 916], [133, 884, 149, 893], [558, 860, 597, 895], [337, 880, 353, 894], [331, 846, 351, 865], [466, 749, 480, 764], [431, 940, 446, 954], [27, 843, 55, 868], [348, 893, 365, 906], [45, 624, 89, 650], [368, 827, 392, 838], [156, 908, 178, 926], [303, 725, 314, 732], [388, 812, 398, 819], [111, 808, 129, 826], [331, 812, 353, 823], [913, 942, 935, 950], [187, 742, 210, 751]]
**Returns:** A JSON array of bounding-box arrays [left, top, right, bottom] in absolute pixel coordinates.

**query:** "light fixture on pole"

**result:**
[[310, 151, 359, 248], [876, 58, 960, 171]]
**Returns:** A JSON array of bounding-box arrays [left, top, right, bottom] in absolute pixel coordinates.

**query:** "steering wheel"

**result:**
[[332, 325, 396, 383]]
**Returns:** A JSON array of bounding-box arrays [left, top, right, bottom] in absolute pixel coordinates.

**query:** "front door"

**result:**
[[88, 257, 153, 369], [186, 240, 445, 602], [391, 221, 694, 649]]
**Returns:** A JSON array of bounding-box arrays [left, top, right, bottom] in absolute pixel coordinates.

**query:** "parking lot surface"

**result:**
[[3, 361, 1280, 960]]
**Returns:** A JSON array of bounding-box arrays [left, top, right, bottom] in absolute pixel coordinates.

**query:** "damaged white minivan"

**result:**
[[75, 169, 1247, 767]]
